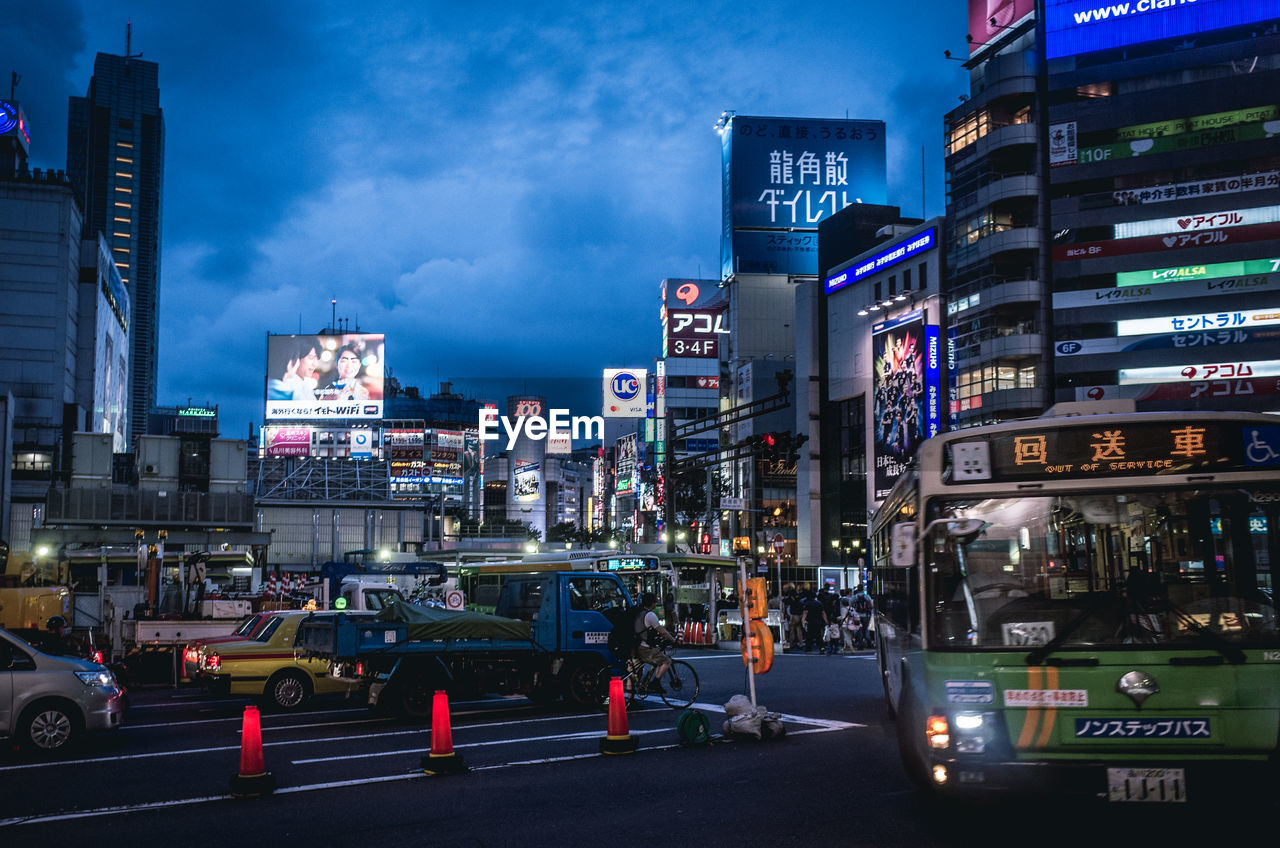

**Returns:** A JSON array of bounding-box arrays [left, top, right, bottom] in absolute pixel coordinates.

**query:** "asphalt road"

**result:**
[[2, 649, 1267, 846]]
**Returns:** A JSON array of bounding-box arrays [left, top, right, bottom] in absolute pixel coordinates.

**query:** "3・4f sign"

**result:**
[[603, 368, 647, 418]]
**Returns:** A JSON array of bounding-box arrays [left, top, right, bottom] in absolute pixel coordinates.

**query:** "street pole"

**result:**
[[738, 556, 757, 708]]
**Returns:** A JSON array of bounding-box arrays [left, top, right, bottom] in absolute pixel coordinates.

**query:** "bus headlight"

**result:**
[[953, 711, 995, 754]]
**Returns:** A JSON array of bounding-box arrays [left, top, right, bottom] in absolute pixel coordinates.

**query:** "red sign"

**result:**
[[772, 533, 785, 553], [1054, 221, 1280, 262]]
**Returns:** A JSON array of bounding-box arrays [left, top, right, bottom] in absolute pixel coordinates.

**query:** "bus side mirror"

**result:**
[[891, 523, 917, 567]]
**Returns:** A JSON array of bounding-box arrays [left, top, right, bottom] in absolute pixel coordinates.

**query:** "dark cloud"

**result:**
[[2, 0, 968, 435]]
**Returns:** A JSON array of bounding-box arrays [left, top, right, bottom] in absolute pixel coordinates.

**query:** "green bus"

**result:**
[[872, 408, 1279, 803]]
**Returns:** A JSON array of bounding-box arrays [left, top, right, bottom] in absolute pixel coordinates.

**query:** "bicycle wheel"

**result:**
[[594, 665, 627, 711], [624, 664, 650, 708], [659, 660, 699, 709]]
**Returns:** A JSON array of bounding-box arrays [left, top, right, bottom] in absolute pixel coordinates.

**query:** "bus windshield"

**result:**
[[923, 486, 1279, 652]]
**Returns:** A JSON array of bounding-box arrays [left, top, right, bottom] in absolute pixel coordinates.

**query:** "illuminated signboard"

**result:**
[[969, 0, 1036, 55], [264, 426, 312, 457], [1112, 169, 1280, 207], [1054, 274, 1278, 309], [615, 433, 638, 496], [1044, 0, 1279, 60], [825, 228, 936, 295], [1114, 106, 1279, 142], [1117, 257, 1280, 287], [1055, 220, 1280, 261], [0, 99, 29, 152], [178, 407, 216, 418], [721, 115, 886, 277], [1065, 115, 1276, 168], [513, 460, 541, 503], [603, 369, 646, 418], [946, 421, 1280, 483], [1119, 359, 1280, 385], [662, 279, 729, 359], [1114, 205, 1280, 239], [265, 332, 385, 420], [601, 557, 652, 572], [872, 311, 941, 501], [1116, 306, 1280, 336]]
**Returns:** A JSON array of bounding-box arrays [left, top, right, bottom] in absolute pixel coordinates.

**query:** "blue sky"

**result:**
[[2, 0, 967, 435]]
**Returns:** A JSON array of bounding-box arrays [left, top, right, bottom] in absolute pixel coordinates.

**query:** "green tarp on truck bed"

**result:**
[[374, 599, 533, 641]]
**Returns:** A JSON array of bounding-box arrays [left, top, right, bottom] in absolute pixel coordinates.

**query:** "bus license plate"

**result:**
[[1106, 768, 1186, 802]]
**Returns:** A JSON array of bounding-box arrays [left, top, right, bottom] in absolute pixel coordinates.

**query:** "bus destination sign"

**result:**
[[601, 557, 651, 571], [948, 422, 1280, 483]]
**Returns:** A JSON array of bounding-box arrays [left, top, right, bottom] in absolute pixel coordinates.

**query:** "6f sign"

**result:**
[[603, 368, 647, 418]]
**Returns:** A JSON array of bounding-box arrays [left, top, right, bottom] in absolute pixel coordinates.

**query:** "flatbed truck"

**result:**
[[296, 570, 630, 715]]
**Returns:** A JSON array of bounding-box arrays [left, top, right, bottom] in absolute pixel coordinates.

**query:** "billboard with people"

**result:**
[[265, 332, 385, 420], [872, 311, 941, 502]]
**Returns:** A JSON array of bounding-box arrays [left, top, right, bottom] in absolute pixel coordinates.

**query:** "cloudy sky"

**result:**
[[2, 0, 966, 435]]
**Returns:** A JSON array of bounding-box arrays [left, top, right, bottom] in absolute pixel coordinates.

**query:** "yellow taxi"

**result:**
[[194, 611, 350, 710]]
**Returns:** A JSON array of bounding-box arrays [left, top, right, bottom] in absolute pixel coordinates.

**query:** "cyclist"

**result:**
[[635, 591, 679, 694]]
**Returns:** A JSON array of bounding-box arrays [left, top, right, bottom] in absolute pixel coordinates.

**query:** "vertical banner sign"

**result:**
[[924, 325, 942, 438], [872, 310, 927, 502], [720, 115, 887, 278], [655, 360, 667, 509], [947, 326, 960, 431]]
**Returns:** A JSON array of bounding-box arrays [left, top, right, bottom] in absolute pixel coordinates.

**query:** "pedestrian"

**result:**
[[801, 590, 828, 653], [785, 587, 804, 651], [852, 585, 875, 649], [662, 592, 678, 631], [838, 588, 856, 653]]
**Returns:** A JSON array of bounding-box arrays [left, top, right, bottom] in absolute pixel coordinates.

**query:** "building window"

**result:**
[[874, 281, 882, 301], [114, 201, 131, 209], [116, 141, 133, 149], [888, 275, 896, 296], [902, 269, 911, 291], [1076, 81, 1114, 98], [957, 362, 1038, 399], [115, 156, 133, 164], [918, 262, 927, 291], [114, 171, 132, 179], [114, 186, 132, 194], [946, 109, 989, 155]]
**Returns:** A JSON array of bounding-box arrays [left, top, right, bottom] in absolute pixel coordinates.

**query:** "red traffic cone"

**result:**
[[421, 690, 467, 774], [599, 675, 638, 755], [229, 705, 275, 797]]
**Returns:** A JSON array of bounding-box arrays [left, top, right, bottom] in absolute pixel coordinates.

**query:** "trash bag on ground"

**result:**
[[721, 697, 786, 740]]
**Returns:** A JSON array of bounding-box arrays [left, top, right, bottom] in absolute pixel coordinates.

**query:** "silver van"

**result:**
[[0, 627, 126, 753]]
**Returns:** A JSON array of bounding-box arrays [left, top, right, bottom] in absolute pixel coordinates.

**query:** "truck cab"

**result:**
[[337, 577, 405, 612]]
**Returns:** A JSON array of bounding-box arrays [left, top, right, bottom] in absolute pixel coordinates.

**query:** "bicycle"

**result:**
[[594, 641, 700, 710]]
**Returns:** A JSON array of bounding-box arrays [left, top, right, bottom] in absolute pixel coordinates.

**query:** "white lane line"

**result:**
[[291, 727, 670, 765], [0, 722, 859, 827], [0, 710, 606, 772], [124, 705, 369, 729]]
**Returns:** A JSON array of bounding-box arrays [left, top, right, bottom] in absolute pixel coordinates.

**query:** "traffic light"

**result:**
[[761, 432, 778, 459], [787, 433, 809, 463]]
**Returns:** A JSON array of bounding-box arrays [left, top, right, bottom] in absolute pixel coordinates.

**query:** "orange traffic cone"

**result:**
[[229, 705, 275, 797], [599, 675, 638, 754], [421, 690, 467, 774]]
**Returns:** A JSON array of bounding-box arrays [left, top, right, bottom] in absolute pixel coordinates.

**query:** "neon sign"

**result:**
[[825, 227, 935, 295]]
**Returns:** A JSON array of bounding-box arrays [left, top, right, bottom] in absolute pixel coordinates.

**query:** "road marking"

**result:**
[[124, 705, 369, 729], [0, 714, 861, 826]]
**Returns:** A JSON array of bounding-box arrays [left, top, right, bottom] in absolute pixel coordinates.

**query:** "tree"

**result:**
[[546, 521, 579, 544]]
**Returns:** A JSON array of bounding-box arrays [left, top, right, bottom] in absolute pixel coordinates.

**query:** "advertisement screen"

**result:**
[[513, 460, 542, 503], [603, 369, 647, 417], [872, 311, 939, 501], [969, 0, 1036, 54], [265, 333, 385, 420], [1045, 0, 1278, 60], [721, 116, 886, 278], [264, 426, 313, 457]]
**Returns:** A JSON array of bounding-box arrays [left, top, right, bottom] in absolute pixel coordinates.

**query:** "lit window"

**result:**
[[114, 186, 132, 194], [946, 110, 989, 155], [116, 141, 134, 149], [112, 247, 130, 254], [113, 233, 131, 240], [115, 157, 133, 164], [115, 263, 129, 270], [113, 217, 130, 224], [114, 202, 131, 209]]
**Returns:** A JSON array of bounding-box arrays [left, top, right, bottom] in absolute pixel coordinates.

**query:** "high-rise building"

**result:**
[[1045, 5, 1280, 412], [67, 50, 165, 444], [943, 4, 1052, 428]]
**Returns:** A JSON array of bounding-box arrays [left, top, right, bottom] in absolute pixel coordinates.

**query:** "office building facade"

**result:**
[[67, 52, 165, 443]]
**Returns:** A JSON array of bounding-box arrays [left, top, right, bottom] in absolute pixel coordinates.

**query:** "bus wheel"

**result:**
[[895, 679, 932, 791], [879, 640, 896, 719]]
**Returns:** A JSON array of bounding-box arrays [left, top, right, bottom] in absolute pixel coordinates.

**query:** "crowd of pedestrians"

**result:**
[[781, 583, 873, 653]]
